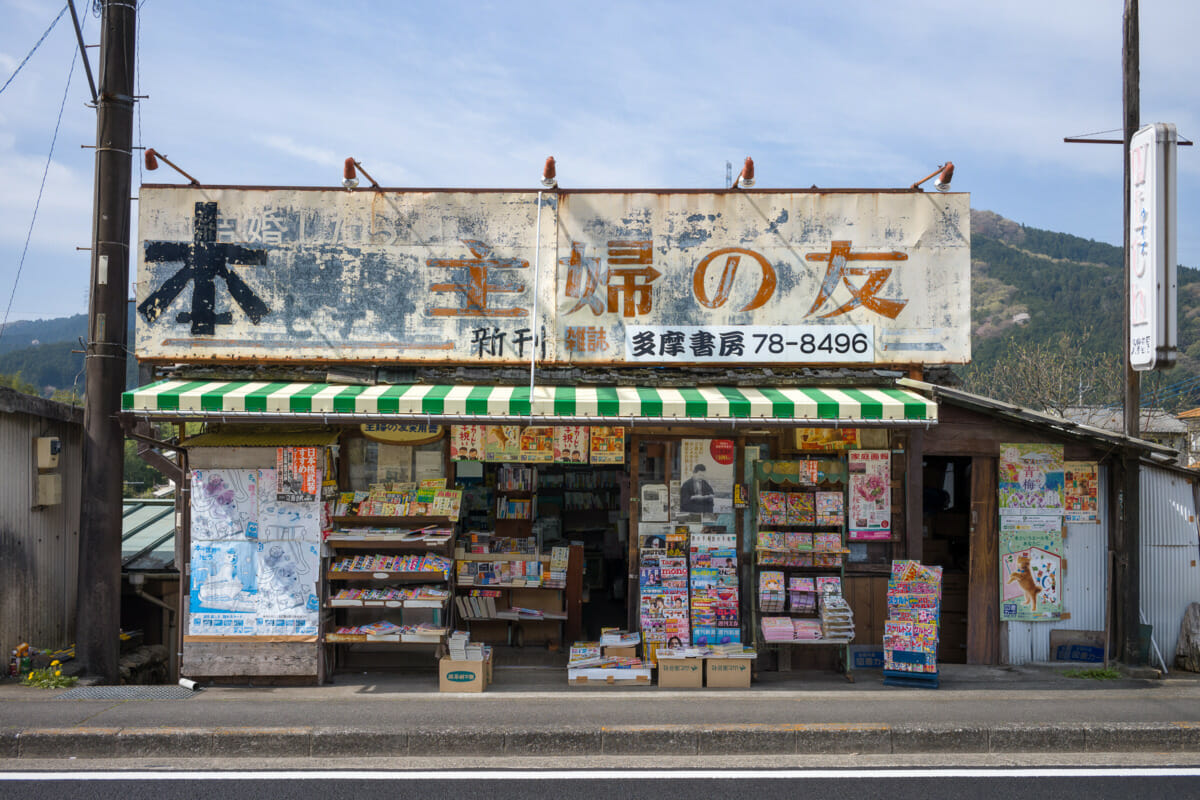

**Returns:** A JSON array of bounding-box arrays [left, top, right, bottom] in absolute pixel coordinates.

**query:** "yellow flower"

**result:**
[[50, 660, 59, 667], [54, 671, 61, 677]]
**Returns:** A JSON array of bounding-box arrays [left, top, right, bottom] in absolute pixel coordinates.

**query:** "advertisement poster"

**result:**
[[518, 426, 554, 463], [258, 469, 322, 541], [189, 541, 259, 634], [679, 439, 735, 515], [553, 426, 589, 463], [190, 469, 258, 541], [795, 428, 859, 451], [589, 426, 626, 464], [484, 426, 521, 461], [640, 483, 669, 522], [999, 443, 1064, 516], [999, 517, 1063, 621], [253, 540, 321, 635], [848, 450, 891, 540], [1064, 461, 1099, 523], [276, 446, 321, 502], [449, 425, 486, 461]]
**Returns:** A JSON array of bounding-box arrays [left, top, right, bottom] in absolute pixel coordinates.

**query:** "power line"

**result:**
[[0, 4, 69, 99], [0, 49, 78, 348]]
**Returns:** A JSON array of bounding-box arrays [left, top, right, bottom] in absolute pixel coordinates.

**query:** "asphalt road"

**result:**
[[1, 767, 1198, 800]]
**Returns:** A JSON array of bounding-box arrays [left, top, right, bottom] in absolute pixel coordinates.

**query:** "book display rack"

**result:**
[[751, 458, 854, 681]]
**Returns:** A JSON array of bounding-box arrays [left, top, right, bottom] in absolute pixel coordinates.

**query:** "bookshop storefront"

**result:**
[[126, 182, 969, 684], [122, 379, 937, 682]]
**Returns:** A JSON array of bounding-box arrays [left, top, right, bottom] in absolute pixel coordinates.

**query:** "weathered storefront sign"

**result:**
[[136, 187, 969, 365]]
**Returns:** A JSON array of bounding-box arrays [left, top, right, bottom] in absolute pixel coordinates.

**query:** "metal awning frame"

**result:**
[[119, 409, 935, 429]]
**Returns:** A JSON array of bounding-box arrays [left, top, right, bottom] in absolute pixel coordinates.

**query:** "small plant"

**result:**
[[1062, 666, 1122, 681], [21, 660, 77, 689]]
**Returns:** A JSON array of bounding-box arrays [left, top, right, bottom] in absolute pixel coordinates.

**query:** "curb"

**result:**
[[3, 722, 1200, 758]]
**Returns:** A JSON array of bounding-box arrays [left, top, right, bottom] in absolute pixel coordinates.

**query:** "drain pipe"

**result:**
[[530, 157, 557, 415]]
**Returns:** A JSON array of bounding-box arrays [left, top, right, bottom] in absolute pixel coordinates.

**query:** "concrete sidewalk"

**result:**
[[2, 663, 1199, 760]]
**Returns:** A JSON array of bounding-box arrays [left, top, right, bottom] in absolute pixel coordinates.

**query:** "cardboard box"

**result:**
[[705, 658, 751, 688], [657, 657, 704, 688], [439, 656, 487, 692], [604, 645, 637, 658]]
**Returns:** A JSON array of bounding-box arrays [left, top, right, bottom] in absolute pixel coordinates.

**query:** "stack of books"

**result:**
[[761, 616, 795, 642], [819, 593, 855, 642], [758, 570, 785, 613]]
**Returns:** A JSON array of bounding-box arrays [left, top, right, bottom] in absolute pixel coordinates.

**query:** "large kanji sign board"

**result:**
[[135, 187, 970, 365]]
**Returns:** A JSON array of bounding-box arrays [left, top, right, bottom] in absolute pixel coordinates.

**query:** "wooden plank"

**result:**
[[905, 429, 924, 562], [967, 455, 999, 664], [564, 543, 584, 643], [182, 641, 319, 677]]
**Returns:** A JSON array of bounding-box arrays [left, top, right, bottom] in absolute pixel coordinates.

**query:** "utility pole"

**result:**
[[1118, 0, 1141, 665], [77, 0, 136, 682]]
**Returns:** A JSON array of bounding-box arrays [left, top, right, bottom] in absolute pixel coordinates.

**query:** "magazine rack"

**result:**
[[751, 457, 853, 682]]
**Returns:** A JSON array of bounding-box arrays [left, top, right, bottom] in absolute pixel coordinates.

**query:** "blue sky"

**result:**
[[0, 0, 1197, 323]]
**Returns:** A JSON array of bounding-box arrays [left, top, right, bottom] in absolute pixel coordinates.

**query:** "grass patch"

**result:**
[[1062, 667, 1122, 681]]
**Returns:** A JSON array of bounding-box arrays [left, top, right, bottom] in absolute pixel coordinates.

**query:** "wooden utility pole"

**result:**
[[1117, 0, 1141, 665], [77, 0, 136, 682]]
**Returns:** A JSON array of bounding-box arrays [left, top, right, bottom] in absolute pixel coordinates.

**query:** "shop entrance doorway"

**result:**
[[922, 455, 972, 663]]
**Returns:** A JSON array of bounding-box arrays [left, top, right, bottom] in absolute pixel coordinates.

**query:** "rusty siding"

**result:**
[[135, 187, 970, 367], [1139, 464, 1200, 668], [0, 403, 83, 652], [1004, 467, 1110, 665]]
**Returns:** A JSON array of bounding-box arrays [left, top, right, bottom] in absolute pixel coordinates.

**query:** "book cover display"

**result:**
[[689, 532, 740, 645], [883, 561, 942, 674]]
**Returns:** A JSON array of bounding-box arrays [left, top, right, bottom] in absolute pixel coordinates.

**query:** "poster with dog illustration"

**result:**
[[999, 519, 1063, 621]]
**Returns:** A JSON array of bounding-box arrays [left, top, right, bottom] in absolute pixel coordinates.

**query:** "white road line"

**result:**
[[2, 768, 1199, 781]]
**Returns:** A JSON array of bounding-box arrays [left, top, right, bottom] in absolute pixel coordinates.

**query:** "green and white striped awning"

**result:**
[[122, 380, 936, 426]]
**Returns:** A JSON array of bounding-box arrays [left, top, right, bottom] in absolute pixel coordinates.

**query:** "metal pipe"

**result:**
[[529, 191, 543, 409]]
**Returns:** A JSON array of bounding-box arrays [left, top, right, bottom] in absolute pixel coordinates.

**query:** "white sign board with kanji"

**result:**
[[136, 187, 970, 365]]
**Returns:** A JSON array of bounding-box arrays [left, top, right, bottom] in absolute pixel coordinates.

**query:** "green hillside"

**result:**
[[963, 210, 1200, 411]]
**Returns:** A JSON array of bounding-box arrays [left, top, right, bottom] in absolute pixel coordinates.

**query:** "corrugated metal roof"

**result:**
[[122, 499, 177, 571], [1061, 406, 1187, 434], [898, 378, 1181, 460], [181, 430, 341, 447]]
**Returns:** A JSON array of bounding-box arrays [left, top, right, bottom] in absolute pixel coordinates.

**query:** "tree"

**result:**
[[957, 329, 1123, 415], [0, 372, 38, 395]]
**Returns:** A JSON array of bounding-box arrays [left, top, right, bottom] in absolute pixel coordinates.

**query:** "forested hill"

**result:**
[[967, 209, 1200, 409]]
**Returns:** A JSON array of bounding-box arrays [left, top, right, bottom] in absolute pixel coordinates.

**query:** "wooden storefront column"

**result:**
[[905, 429, 924, 562], [967, 455, 999, 664]]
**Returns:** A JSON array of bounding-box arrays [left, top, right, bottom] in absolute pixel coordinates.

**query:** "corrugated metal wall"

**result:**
[[0, 407, 82, 652], [1004, 467, 1110, 665], [1139, 464, 1200, 670]]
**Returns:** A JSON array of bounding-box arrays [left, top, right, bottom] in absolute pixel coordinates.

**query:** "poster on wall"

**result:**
[[795, 428, 859, 451], [589, 426, 626, 464], [640, 483, 669, 522], [258, 469, 323, 542], [679, 439, 735, 515], [518, 426, 554, 463], [191, 469, 258, 540], [484, 426, 521, 461], [450, 425, 486, 461], [553, 426, 589, 464], [999, 443, 1065, 516], [999, 516, 1063, 621], [276, 446, 321, 502], [848, 450, 891, 540], [253, 540, 321, 635], [1064, 461, 1099, 523], [189, 540, 259, 634]]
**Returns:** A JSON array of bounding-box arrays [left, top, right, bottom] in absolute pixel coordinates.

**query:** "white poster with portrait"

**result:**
[[679, 440, 735, 515]]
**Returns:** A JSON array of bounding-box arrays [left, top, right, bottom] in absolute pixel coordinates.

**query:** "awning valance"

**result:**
[[122, 381, 936, 427]]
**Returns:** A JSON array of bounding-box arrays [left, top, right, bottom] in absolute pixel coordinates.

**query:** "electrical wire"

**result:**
[[0, 4, 69, 98], [0, 49, 78, 348]]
